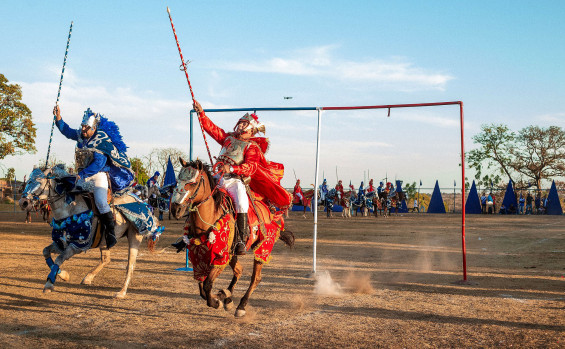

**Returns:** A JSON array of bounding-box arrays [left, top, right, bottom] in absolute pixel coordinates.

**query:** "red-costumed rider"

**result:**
[[193, 100, 292, 255], [293, 179, 304, 205]]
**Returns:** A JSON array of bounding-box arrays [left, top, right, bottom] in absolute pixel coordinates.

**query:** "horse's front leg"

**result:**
[[235, 260, 263, 318], [115, 227, 142, 299], [43, 244, 70, 282], [203, 267, 223, 309], [198, 282, 206, 300], [44, 246, 79, 293], [216, 256, 243, 311]]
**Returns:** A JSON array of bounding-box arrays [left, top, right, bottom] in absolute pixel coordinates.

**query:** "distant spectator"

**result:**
[[413, 198, 419, 212], [535, 193, 541, 214], [487, 192, 494, 214], [499, 203, 507, 214], [518, 194, 525, 214], [525, 192, 533, 215], [508, 204, 517, 215], [481, 192, 487, 214], [541, 195, 548, 214]]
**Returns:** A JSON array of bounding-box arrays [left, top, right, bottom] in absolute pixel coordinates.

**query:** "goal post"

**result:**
[[188, 101, 468, 281]]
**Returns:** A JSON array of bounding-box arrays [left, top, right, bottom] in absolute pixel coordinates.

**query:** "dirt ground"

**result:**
[[0, 210, 563, 348]]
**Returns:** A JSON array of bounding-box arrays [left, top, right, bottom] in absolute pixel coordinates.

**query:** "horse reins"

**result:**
[[181, 168, 231, 233]]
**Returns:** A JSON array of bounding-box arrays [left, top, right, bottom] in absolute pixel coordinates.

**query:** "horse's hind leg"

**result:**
[[217, 257, 243, 311], [235, 260, 263, 318], [115, 227, 142, 299], [81, 248, 111, 285]]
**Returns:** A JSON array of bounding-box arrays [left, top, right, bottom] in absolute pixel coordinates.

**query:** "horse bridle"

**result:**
[[176, 170, 206, 209], [40, 176, 68, 206]]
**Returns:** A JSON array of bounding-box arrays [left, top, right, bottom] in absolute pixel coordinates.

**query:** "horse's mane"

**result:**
[[50, 164, 71, 178], [186, 160, 226, 209]]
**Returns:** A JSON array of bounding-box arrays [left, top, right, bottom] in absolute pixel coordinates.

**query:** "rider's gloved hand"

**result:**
[[60, 176, 77, 192], [193, 100, 203, 114]]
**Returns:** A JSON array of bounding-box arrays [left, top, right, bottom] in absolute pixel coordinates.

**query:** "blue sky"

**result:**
[[2, 1, 564, 189]]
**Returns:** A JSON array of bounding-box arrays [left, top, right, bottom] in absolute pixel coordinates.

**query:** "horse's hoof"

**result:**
[[220, 289, 232, 299], [234, 309, 246, 318], [208, 301, 220, 309], [43, 284, 54, 293], [115, 291, 127, 299], [224, 298, 234, 311], [58, 270, 70, 282], [81, 276, 93, 285]]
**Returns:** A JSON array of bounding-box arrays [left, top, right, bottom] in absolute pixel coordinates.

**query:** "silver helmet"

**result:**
[[81, 108, 100, 129]]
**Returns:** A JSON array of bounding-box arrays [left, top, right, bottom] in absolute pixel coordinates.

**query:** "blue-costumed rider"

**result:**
[[358, 181, 365, 201], [377, 182, 384, 194], [320, 179, 329, 202], [53, 105, 134, 249]]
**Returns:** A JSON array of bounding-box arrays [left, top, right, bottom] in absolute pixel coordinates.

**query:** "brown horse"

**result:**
[[291, 188, 314, 217], [169, 159, 294, 318]]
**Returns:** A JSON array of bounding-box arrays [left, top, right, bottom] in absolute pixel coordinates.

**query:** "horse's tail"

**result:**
[[279, 229, 295, 249], [147, 239, 156, 253]]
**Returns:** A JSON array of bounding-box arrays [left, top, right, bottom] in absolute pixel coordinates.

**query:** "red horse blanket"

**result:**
[[185, 212, 284, 282]]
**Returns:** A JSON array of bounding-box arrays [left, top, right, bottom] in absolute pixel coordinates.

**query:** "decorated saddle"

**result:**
[[50, 210, 101, 253]]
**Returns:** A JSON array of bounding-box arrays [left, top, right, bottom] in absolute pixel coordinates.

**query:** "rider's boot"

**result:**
[[235, 213, 248, 256], [100, 212, 117, 249], [171, 237, 187, 253]]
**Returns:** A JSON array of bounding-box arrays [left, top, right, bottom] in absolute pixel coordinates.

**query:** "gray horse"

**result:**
[[19, 166, 159, 298]]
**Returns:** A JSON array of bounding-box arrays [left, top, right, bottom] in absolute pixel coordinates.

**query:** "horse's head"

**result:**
[[19, 167, 50, 210], [170, 158, 213, 220], [147, 184, 160, 197]]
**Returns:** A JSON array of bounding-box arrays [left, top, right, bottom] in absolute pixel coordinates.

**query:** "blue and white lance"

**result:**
[[45, 21, 73, 167]]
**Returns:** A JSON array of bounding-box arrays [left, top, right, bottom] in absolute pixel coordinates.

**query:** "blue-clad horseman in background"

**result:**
[[53, 105, 135, 249]]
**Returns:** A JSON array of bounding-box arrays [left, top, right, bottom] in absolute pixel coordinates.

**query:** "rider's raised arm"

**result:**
[[198, 111, 228, 145], [55, 118, 80, 141], [78, 152, 107, 179]]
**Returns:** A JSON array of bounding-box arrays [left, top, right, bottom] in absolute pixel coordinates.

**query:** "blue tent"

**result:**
[[396, 180, 408, 213], [163, 156, 177, 187], [291, 205, 312, 212], [465, 180, 482, 214], [501, 180, 517, 213], [427, 180, 446, 213], [546, 181, 563, 215]]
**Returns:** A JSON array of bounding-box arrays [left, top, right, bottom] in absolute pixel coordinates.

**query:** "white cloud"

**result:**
[[216, 45, 453, 91], [536, 113, 565, 125], [396, 113, 459, 128]]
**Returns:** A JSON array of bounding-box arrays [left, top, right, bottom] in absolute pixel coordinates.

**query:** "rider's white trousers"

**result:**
[[219, 177, 249, 213], [85, 172, 111, 214]]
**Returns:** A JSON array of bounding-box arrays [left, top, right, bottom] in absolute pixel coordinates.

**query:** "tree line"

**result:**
[[467, 124, 565, 191]]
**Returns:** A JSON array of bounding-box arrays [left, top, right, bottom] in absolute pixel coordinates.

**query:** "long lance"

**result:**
[[166, 7, 213, 166], [293, 168, 298, 182], [45, 21, 73, 167], [335, 166, 339, 183]]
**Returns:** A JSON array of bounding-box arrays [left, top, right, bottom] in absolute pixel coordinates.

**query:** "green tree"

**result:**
[[131, 157, 149, 185], [467, 124, 515, 187], [0, 74, 37, 159], [6, 168, 15, 184], [510, 126, 565, 191], [402, 181, 417, 200]]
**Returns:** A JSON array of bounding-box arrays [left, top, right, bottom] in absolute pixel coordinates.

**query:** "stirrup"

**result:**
[[235, 242, 246, 255]]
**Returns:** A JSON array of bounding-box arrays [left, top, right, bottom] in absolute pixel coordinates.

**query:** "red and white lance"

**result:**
[[166, 7, 214, 166]]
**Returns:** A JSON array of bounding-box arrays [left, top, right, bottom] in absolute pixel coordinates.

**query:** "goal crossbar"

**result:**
[[187, 101, 468, 281]]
